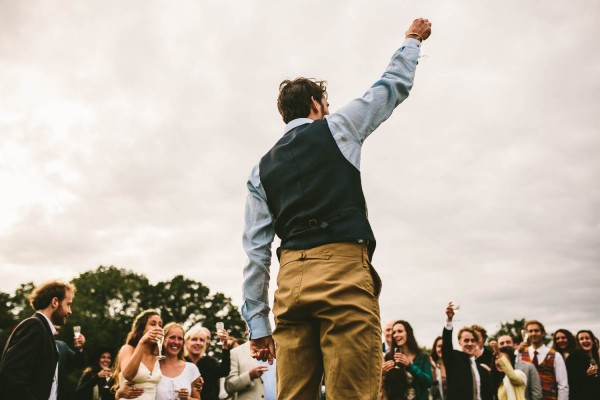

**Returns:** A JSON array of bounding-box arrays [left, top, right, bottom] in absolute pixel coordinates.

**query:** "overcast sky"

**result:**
[[1, 0, 599, 346]]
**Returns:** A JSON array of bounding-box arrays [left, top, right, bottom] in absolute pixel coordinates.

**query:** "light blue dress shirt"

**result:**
[[242, 39, 422, 339]]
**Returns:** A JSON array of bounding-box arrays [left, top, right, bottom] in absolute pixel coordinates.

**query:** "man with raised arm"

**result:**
[[241, 18, 432, 399]]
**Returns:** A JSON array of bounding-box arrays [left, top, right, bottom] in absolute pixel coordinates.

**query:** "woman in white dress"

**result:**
[[113, 309, 164, 400], [156, 322, 203, 400]]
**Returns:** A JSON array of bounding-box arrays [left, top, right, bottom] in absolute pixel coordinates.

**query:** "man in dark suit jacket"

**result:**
[[0, 280, 76, 400], [54, 325, 86, 400], [442, 302, 492, 400]]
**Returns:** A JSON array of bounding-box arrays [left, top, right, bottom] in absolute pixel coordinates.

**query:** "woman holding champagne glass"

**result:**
[[75, 350, 114, 400], [379, 320, 432, 400], [156, 322, 202, 400], [112, 309, 164, 400], [566, 329, 600, 399], [429, 336, 447, 400]]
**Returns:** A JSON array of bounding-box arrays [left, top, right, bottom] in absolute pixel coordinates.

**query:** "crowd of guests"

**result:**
[[0, 281, 598, 400], [379, 302, 600, 400], [0, 281, 275, 400], [74, 309, 276, 400]]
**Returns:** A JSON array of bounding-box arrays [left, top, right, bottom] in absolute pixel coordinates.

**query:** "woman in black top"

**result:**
[[184, 326, 231, 400], [75, 350, 114, 400], [552, 329, 576, 362], [566, 330, 600, 400]]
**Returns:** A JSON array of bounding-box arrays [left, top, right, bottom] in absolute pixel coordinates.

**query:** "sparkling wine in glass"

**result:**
[[394, 347, 401, 369], [451, 302, 461, 322], [73, 326, 81, 338], [103, 369, 111, 388], [521, 329, 529, 344], [590, 358, 599, 378], [156, 330, 166, 361], [216, 322, 225, 344]]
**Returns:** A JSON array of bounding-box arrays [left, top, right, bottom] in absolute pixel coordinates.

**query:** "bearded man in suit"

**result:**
[[0, 280, 75, 400]]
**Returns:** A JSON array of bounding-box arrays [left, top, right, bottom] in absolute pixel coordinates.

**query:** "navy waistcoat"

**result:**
[[259, 119, 376, 258]]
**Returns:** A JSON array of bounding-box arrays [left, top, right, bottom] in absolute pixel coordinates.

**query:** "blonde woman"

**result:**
[[185, 326, 230, 400], [156, 322, 202, 400]]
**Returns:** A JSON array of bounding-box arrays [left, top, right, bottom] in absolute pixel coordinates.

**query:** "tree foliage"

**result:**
[[490, 318, 527, 342], [489, 318, 550, 344]]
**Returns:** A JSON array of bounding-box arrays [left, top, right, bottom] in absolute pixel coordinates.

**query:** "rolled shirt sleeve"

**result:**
[[241, 38, 422, 339], [242, 165, 275, 339]]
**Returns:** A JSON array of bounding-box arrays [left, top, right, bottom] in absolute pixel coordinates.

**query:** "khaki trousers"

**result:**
[[273, 242, 383, 400]]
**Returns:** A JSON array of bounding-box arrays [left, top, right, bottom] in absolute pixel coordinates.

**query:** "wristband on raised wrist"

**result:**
[[405, 32, 423, 42]]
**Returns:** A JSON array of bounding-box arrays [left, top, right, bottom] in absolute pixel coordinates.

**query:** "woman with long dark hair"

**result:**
[[429, 336, 446, 400], [491, 346, 527, 400], [113, 309, 164, 400], [379, 320, 432, 400], [552, 329, 576, 361], [75, 350, 114, 400], [566, 330, 600, 399]]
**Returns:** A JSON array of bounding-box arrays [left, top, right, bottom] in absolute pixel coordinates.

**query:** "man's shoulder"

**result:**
[[14, 314, 47, 334], [520, 362, 538, 377], [231, 341, 251, 356]]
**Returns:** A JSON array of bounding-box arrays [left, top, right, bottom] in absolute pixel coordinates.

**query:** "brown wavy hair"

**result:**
[[277, 77, 327, 123]]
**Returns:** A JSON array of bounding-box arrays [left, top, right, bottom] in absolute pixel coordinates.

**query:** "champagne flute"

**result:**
[[590, 358, 599, 378], [73, 326, 82, 348], [170, 380, 179, 400], [521, 329, 529, 344], [394, 347, 401, 369], [451, 302, 461, 322], [156, 329, 166, 361], [103, 368, 111, 388], [216, 322, 225, 344]]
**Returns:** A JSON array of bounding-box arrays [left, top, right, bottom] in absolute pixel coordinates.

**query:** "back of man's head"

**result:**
[[277, 78, 327, 123], [471, 324, 488, 344], [28, 280, 75, 311]]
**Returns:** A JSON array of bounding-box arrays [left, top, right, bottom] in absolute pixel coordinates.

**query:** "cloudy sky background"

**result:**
[[1, 0, 599, 346]]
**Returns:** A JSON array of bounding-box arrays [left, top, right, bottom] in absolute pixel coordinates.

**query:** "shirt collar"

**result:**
[[283, 118, 314, 134], [36, 311, 57, 335]]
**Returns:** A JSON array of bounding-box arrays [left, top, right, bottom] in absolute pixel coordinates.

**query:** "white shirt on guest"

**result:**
[[36, 312, 58, 400]]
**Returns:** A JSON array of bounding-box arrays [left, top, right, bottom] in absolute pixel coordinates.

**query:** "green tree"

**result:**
[[489, 318, 551, 344], [61, 266, 246, 362], [490, 318, 527, 342], [0, 291, 16, 348]]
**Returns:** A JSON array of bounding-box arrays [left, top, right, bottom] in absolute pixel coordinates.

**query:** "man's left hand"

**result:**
[[250, 336, 276, 365]]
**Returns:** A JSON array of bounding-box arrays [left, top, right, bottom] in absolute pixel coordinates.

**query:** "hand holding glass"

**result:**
[[103, 368, 111, 388], [451, 302, 461, 321], [156, 329, 166, 361], [394, 347, 401, 369], [216, 322, 225, 344]]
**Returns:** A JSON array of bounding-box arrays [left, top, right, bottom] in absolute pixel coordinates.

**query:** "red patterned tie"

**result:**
[[532, 350, 539, 366]]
